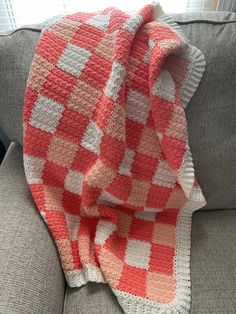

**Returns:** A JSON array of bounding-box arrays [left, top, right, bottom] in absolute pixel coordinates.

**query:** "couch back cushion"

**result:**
[[0, 12, 235, 210], [0, 27, 40, 145], [175, 12, 236, 210]]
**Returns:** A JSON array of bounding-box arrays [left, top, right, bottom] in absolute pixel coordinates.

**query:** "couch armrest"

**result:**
[[0, 143, 66, 314]]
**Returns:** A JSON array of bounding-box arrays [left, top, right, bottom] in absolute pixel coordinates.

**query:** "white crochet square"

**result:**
[[152, 160, 176, 188], [144, 207, 163, 213], [81, 121, 103, 155], [134, 211, 156, 222], [119, 148, 135, 176], [98, 191, 123, 206], [122, 15, 143, 33], [125, 239, 151, 270], [58, 43, 92, 77], [86, 14, 110, 31], [105, 61, 125, 101], [65, 213, 80, 241], [152, 70, 175, 103], [95, 220, 116, 245], [24, 154, 46, 184], [125, 89, 150, 125], [143, 39, 155, 63], [64, 170, 84, 195], [30, 95, 64, 133]]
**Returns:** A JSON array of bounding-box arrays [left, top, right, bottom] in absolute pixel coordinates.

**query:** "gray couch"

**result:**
[[0, 11, 236, 314]]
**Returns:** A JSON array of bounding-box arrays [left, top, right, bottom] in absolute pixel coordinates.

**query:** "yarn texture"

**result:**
[[23, 3, 206, 313]]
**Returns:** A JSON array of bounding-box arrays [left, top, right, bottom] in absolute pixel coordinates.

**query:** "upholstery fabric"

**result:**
[[0, 12, 236, 210], [64, 209, 236, 314], [174, 14, 236, 210], [174, 11, 236, 21], [0, 142, 66, 314], [0, 29, 40, 145]]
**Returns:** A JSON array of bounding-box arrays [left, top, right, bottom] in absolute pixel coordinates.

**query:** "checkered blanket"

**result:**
[[23, 3, 206, 313]]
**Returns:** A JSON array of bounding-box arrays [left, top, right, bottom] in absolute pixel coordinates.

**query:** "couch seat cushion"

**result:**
[[0, 143, 66, 314]]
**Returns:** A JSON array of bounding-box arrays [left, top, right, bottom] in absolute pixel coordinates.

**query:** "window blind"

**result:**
[[186, 0, 218, 11], [0, 0, 16, 31]]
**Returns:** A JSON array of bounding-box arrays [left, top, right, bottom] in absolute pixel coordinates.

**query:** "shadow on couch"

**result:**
[[0, 140, 6, 164]]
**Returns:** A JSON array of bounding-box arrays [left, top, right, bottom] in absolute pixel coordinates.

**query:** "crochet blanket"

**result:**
[[23, 3, 206, 313]]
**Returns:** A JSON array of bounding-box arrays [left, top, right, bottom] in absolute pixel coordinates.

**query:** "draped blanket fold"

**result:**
[[23, 3, 206, 313]]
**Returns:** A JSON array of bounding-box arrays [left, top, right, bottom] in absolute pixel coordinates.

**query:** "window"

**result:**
[[0, 0, 218, 31]]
